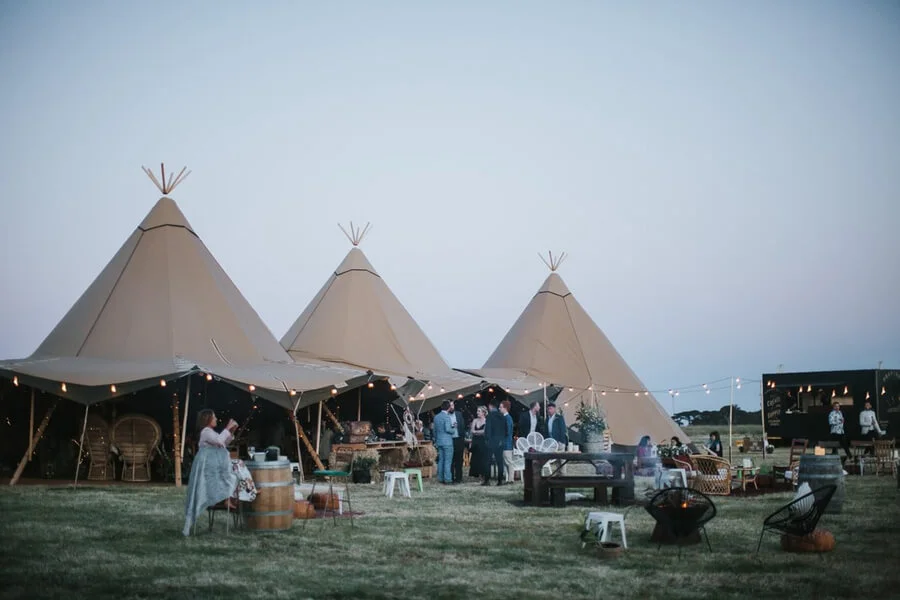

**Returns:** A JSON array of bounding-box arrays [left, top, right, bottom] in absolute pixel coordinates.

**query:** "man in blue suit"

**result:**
[[433, 400, 456, 484], [545, 403, 568, 447], [483, 400, 507, 486]]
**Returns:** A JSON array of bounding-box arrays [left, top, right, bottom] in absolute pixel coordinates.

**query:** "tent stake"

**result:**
[[73, 405, 89, 489], [10, 400, 58, 485]]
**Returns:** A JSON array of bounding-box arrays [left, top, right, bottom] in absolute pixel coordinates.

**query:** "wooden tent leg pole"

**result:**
[[73, 405, 90, 488], [321, 404, 345, 434], [10, 400, 58, 485], [173, 390, 182, 488], [295, 422, 326, 471], [179, 377, 191, 476], [28, 389, 35, 462], [316, 401, 323, 455]]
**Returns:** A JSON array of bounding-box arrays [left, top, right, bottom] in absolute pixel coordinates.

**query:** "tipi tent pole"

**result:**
[[759, 379, 767, 459], [543, 384, 547, 421], [358, 388, 362, 421], [179, 376, 191, 468], [28, 389, 34, 462], [73, 404, 90, 489], [10, 400, 57, 485], [728, 376, 734, 464], [315, 401, 323, 454]]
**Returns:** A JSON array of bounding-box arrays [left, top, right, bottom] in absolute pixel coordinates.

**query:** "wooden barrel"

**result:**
[[245, 460, 293, 531], [797, 455, 845, 514]]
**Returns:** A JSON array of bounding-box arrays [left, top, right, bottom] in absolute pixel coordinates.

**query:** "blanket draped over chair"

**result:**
[[182, 447, 238, 536]]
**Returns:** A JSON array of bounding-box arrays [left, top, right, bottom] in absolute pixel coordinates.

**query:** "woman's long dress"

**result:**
[[469, 421, 487, 477]]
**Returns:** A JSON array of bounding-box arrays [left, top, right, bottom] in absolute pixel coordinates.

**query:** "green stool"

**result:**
[[305, 469, 353, 528], [404, 468, 424, 492]]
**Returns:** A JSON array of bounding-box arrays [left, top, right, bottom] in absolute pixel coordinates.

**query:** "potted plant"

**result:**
[[575, 403, 607, 453], [351, 449, 379, 484]]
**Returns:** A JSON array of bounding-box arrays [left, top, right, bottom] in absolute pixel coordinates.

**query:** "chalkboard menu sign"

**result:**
[[765, 390, 782, 428]]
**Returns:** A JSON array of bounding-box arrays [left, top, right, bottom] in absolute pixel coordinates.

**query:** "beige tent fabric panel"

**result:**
[[481, 270, 687, 447], [280, 247, 450, 378], [33, 230, 143, 358], [138, 196, 194, 231], [484, 275, 591, 388]]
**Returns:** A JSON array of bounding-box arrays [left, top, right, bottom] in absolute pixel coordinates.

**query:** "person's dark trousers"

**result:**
[[452, 437, 465, 482], [830, 433, 852, 459], [485, 444, 504, 484], [863, 430, 878, 454]]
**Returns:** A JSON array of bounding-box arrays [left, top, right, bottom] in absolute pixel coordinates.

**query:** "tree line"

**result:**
[[673, 406, 762, 426]]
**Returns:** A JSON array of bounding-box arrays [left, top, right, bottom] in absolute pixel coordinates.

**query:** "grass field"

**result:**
[[1, 471, 899, 600]]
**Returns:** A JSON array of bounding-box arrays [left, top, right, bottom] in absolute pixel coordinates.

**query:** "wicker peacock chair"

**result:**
[[86, 414, 115, 480], [112, 414, 162, 482]]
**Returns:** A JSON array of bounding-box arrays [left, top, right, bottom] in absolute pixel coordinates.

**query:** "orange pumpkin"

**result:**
[[309, 493, 340, 511], [293, 500, 316, 519], [781, 529, 836, 553]]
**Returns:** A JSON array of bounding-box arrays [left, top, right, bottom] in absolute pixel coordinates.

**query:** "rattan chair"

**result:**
[[873, 439, 896, 477], [756, 484, 836, 554], [689, 455, 732, 496], [112, 414, 162, 482], [86, 414, 115, 480]]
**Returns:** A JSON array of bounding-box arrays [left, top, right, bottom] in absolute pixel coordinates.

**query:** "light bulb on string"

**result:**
[[206, 374, 213, 381], [832, 390, 836, 398], [61, 382, 67, 392], [601, 391, 607, 396], [568, 388, 573, 392], [488, 387, 494, 393], [160, 379, 166, 387], [865, 391, 870, 400], [706, 389, 711, 395], [807, 385, 811, 392], [440, 387, 445, 392], [289, 389, 297, 396], [634, 392, 639, 397], [702, 383, 708, 390], [367, 382, 374, 389], [644, 391, 649, 396], [13, 376, 18, 386], [475, 393, 481, 399], [843, 386, 848, 395], [524, 389, 529, 394], [614, 387, 619, 393], [248, 385, 256, 392], [110, 385, 117, 393], [390, 384, 396, 391], [675, 391, 680, 397], [457, 394, 463, 399], [882, 386, 886, 395], [428, 384, 433, 390]]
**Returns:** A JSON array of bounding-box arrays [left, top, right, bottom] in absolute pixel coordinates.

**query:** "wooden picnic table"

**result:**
[[524, 451, 635, 507]]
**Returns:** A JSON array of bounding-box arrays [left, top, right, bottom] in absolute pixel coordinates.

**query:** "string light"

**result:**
[[806, 385, 811, 392], [488, 387, 494, 393], [643, 391, 649, 396], [601, 391, 607, 396], [206, 374, 213, 381], [881, 386, 886, 395], [568, 388, 573, 392], [331, 388, 338, 395], [390, 384, 396, 391], [367, 382, 374, 388], [843, 386, 848, 395], [524, 389, 529, 394], [457, 394, 463, 399], [634, 392, 639, 397], [110, 385, 117, 393], [289, 389, 297, 396], [428, 384, 433, 390], [440, 387, 445, 392], [865, 391, 870, 400], [160, 379, 166, 387], [706, 389, 711, 395], [61, 382, 67, 392], [248, 384, 256, 392], [13, 376, 18, 386], [831, 390, 836, 398], [475, 392, 481, 399]]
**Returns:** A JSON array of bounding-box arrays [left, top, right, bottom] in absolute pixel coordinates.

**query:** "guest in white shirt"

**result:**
[[198, 410, 238, 448], [859, 401, 883, 452]]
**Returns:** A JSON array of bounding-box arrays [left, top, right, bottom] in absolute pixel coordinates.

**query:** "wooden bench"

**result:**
[[545, 475, 634, 507]]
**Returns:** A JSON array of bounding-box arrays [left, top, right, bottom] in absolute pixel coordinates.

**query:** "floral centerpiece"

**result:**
[[575, 403, 607, 439], [657, 443, 690, 459]]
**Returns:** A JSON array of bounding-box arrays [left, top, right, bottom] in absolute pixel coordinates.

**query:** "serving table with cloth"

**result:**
[[524, 451, 635, 507]]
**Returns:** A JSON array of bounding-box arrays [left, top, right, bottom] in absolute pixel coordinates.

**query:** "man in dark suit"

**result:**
[[517, 401, 545, 438], [545, 402, 568, 446], [449, 401, 466, 483], [483, 400, 507, 486]]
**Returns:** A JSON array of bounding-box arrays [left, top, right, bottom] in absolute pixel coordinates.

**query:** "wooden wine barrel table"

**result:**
[[796, 455, 845, 514], [245, 459, 294, 531]]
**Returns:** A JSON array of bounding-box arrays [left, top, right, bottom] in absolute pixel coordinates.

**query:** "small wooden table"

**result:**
[[730, 466, 760, 491]]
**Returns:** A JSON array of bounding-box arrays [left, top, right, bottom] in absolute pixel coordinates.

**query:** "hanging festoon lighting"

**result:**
[[390, 384, 396, 391], [806, 384, 811, 392], [289, 389, 297, 397], [206, 374, 213, 381], [367, 381, 374, 388], [843, 386, 849, 395], [248, 385, 256, 392], [61, 382, 67, 392], [331, 388, 337, 395], [488, 387, 494, 393], [12, 376, 18, 386], [160, 379, 166, 387], [865, 391, 870, 400], [832, 389, 837, 398], [882, 386, 886, 395], [475, 392, 481, 399], [110, 385, 117, 393]]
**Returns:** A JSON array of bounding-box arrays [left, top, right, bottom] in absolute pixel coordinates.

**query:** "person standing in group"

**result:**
[[469, 406, 488, 479], [483, 400, 507, 486], [859, 401, 883, 454], [828, 402, 852, 461], [450, 401, 466, 484], [545, 403, 568, 446], [433, 401, 456, 484], [518, 401, 544, 438], [501, 401, 516, 483]]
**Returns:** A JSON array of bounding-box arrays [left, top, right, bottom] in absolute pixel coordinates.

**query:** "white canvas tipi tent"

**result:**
[[477, 253, 687, 445], [1, 167, 365, 407]]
